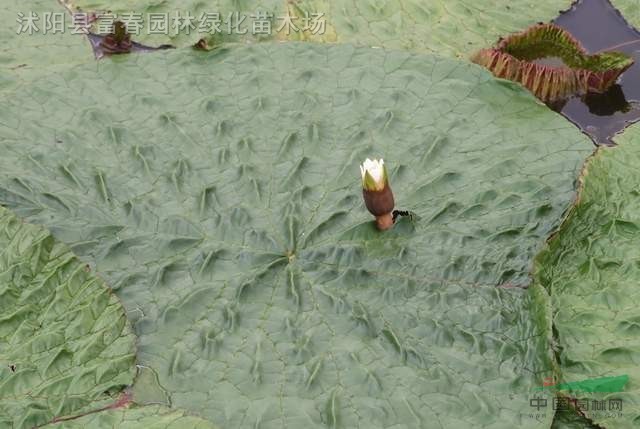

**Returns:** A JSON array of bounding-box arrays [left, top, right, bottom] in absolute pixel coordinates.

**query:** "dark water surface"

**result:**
[[553, 0, 640, 145]]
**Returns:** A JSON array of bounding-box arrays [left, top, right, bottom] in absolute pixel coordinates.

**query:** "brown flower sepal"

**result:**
[[363, 183, 395, 231], [363, 183, 395, 215]]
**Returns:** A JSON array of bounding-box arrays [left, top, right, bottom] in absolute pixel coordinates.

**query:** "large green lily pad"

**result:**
[[1, 0, 91, 93], [68, 0, 573, 55], [280, 0, 573, 56], [0, 206, 136, 428], [0, 43, 593, 427], [610, 0, 640, 29], [534, 124, 640, 428], [49, 405, 219, 428]]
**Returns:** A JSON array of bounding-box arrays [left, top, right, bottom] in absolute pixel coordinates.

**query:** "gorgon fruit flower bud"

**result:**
[[360, 158, 395, 230]]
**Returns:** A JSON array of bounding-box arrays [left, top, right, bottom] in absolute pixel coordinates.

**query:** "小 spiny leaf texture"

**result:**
[[0, 42, 595, 428]]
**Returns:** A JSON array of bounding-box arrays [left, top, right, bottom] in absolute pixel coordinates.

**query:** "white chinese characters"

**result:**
[[16, 10, 327, 36]]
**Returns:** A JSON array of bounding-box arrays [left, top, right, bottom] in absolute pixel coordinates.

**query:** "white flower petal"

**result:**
[[360, 158, 386, 188]]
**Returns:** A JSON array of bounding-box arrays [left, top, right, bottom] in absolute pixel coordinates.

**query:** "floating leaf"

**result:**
[[472, 23, 634, 101], [535, 123, 640, 427], [0, 42, 594, 428], [49, 405, 220, 428], [610, 0, 640, 31], [0, 0, 91, 92], [0, 206, 136, 428], [68, 0, 574, 55]]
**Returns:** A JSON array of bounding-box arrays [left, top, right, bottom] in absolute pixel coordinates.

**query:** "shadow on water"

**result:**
[[552, 0, 640, 145]]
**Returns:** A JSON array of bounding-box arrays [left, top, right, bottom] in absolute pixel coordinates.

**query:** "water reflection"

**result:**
[[552, 0, 640, 145]]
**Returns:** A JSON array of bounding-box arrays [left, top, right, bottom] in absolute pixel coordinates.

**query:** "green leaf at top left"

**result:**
[[0, 0, 92, 93], [0, 206, 136, 428]]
